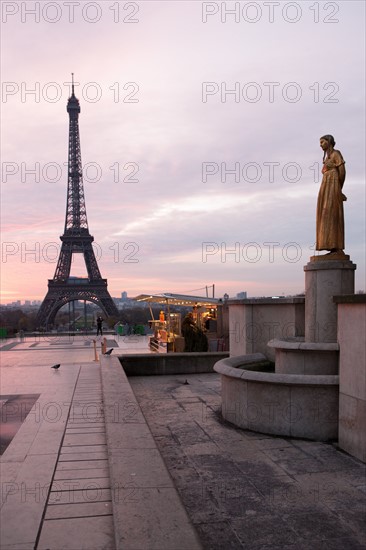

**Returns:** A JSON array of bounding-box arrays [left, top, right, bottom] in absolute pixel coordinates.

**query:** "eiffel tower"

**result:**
[[36, 76, 119, 329]]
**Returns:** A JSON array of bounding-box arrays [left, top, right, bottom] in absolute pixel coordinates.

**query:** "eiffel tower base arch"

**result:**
[[36, 280, 119, 330]]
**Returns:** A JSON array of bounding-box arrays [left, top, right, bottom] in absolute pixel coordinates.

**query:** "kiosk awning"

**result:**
[[134, 293, 220, 307]]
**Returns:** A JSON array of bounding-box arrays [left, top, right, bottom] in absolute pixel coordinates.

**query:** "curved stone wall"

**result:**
[[214, 354, 339, 441]]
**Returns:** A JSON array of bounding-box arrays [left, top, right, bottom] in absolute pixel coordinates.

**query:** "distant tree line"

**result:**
[[0, 309, 38, 335], [0, 304, 191, 336]]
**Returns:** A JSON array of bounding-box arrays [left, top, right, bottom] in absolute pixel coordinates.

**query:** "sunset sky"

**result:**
[[1, 1, 365, 303]]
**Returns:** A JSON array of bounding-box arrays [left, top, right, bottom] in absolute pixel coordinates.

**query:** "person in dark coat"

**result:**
[[96, 316, 103, 336]]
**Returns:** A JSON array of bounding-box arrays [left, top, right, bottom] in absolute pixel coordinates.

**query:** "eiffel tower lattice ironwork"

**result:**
[[36, 77, 119, 329]]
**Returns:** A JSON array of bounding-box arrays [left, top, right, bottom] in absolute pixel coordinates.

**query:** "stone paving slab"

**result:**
[[63, 433, 108, 446], [66, 426, 106, 434], [48, 487, 112, 505], [53, 467, 111, 480], [58, 450, 108, 461], [103, 422, 158, 450], [0, 544, 35, 550], [51, 475, 107, 491], [107, 448, 175, 488], [59, 444, 108, 454], [37, 515, 115, 550], [66, 421, 106, 427], [45, 500, 113, 519], [112, 486, 203, 550], [57, 459, 109, 470]]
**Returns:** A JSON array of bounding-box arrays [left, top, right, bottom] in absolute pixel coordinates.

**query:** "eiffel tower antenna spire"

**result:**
[[36, 79, 119, 330], [71, 72, 75, 95]]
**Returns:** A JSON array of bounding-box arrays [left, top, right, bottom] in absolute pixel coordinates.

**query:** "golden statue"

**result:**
[[316, 135, 347, 256]]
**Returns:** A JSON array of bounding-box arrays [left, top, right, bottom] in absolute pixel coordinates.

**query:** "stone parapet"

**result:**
[[228, 298, 305, 360], [335, 295, 366, 462], [227, 297, 305, 306]]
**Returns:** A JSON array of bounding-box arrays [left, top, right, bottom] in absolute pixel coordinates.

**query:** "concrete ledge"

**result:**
[[118, 352, 229, 376], [214, 355, 339, 386], [304, 260, 356, 271], [100, 356, 202, 549], [268, 338, 339, 351], [227, 297, 305, 305], [334, 293, 366, 304]]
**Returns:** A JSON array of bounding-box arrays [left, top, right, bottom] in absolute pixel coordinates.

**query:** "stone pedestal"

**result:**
[[304, 259, 356, 343]]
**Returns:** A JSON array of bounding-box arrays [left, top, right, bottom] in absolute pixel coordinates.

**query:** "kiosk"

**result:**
[[134, 293, 220, 353]]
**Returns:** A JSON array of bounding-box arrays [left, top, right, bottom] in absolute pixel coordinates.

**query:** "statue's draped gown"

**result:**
[[316, 154, 345, 251]]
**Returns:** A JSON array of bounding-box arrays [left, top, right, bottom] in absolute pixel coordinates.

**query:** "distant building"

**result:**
[[121, 291, 128, 301], [236, 291, 247, 299]]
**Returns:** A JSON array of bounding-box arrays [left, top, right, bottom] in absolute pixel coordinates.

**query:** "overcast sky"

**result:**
[[1, 0, 365, 303]]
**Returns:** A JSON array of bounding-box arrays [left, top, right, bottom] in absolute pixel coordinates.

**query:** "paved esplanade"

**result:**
[[1, 335, 365, 549]]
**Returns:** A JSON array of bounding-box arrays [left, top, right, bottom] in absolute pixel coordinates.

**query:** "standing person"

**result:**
[[96, 316, 103, 336], [316, 135, 347, 255], [181, 312, 208, 352]]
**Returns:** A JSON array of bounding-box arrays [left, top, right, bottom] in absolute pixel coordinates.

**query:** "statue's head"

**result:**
[[320, 134, 336, 147], [320, 135, 336, 158]]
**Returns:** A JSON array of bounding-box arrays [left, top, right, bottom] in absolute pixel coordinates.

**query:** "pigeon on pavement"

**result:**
[[51, 364, 61, 370], [104, 349, 113, 356]]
